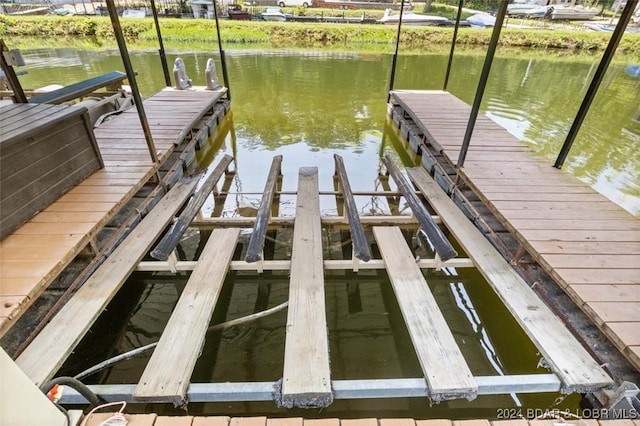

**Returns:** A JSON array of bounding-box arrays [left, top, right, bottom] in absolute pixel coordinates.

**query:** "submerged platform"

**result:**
[[388, 89, 640, 373], [0, 86, 228, 336]]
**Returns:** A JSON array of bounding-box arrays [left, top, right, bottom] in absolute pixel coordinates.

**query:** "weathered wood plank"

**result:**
[[16, 177, 199, 386], [407, 167, 612, 392], [570, 284, 640, 302], [134, 228, 240, 404], [150, 154, 233, 261], [383, 155, 457, 261], [530, 241, 640, 255], [245, 155, 282, 263], [334, 154, 371, 262], [373, 226, 477, 402], [281, 167, 332, 408]]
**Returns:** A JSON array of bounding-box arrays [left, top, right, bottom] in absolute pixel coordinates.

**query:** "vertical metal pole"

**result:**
[[456, 1, 508, 169], [443, 0, 464, 91], [386, 0, 406, 103], [212, 0, 231, 100], [554, 0, 637, 169], [150, 0, 172, 87], [106, 0, 159, 164]]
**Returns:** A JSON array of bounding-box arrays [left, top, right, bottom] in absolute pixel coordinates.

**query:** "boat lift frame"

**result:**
[[59, 375, 563, 405]]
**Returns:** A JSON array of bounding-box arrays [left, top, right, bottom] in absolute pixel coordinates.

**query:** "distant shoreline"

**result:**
[[1, 15, 639, 57]]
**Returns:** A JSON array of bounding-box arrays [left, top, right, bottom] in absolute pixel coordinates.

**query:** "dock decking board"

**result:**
[[407, 167, 612, 391], [392, 89, 640, 372], [15, 177, 200, 386], [0, 87, 226, 334], [134, 228, 240, 404], [372, 226, 477, 401], [281, 167, 332, 408]]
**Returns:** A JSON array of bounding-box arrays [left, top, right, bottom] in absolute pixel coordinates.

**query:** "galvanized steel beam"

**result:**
[[58, 375, 562, 404]]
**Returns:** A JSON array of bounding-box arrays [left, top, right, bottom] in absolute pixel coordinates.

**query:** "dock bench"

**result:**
[[29, 71, 127, 105]]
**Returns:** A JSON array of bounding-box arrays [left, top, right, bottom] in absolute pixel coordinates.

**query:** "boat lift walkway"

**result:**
[[389, 89, 640, 373], [0, 87, 228, 336], [15, 154, 611, 406]]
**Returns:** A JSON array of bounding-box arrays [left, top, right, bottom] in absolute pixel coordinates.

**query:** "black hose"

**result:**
[[41, 376, 102, 406]]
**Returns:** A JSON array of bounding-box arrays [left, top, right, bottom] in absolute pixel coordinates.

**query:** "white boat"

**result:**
[[507, 0, 547, 16], [378, 8, 449, 26], [122, 8, 147, 18], [522, 1, 599, 20], [259, 7, 289, 22], [466, 13, 496, 27], [549, 4, 599, 19]]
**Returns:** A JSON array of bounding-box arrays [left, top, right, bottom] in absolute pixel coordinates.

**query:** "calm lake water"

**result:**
[[18, 46, 636, 417]]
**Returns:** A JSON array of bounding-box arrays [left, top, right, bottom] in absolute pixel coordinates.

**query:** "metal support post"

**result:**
[[554, 0, 638, 169], [443, 0, 464, 91], [106, 0, 159, 164], [456, 1, 508, 169], [386, 0, 406, 102], [150, 0, 172, 87]]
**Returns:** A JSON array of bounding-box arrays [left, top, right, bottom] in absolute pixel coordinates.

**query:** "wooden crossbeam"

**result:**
[[245, 155, 282, 263], [16, 177, 200, 386], [373, 226, 477, 402], [134, 228, 240, 404], [407, 167, 613, 392], [334, 154, 371, 262], [281, 167, 332, 408]]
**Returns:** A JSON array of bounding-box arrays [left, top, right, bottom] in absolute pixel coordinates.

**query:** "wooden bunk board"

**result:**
[[373, 226, 477, 401], [391, 89, 639, 373], [15, 177, 200, 386], [281, 167, 333, 408], [134, 228, 240, 404], [407, 167, 612, 392]]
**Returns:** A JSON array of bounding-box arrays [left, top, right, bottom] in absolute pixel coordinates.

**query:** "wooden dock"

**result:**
[[16, 151, 613, 406], [0, 87, 228, 336], [389, 89, 640, 373]]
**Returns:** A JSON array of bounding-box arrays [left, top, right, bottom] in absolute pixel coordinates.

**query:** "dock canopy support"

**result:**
[[553, 0, 637, 169], [212, 0, 231, 100], [106, 0, 159, 164], [443, 0, 464, 91], [245, 155, 283, 263], [149, 0, 172, 87], [386, 0, 407, 102], [0, 39, 27, 103], [456, 1, 508, 169], [382, 154, 457, 261]]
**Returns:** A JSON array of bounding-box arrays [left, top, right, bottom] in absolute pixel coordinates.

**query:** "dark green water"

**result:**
[[19, 47, 635, 417], [16, 48, 640, 215]]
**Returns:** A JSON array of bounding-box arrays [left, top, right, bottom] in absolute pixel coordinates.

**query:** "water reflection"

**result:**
[[16, 47, 639, 214]]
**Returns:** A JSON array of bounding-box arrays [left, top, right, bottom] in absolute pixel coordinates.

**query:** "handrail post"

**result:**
[[106, 0, 159, 164], [443, 0, 464, 91], [456, 1, 508, 169], [387, 0, 406, 103], [150, 0, 172, 87], [554, 0, 637, 169]]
